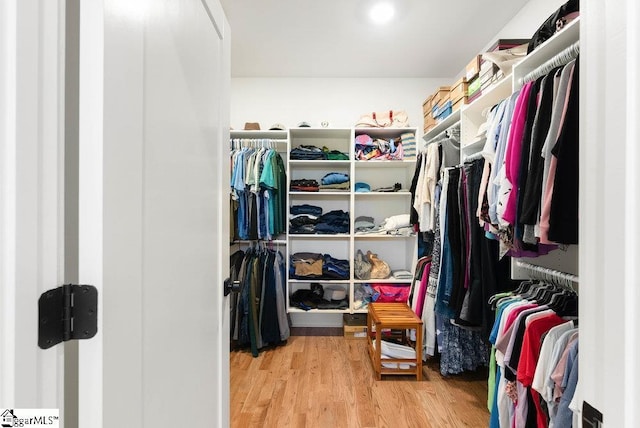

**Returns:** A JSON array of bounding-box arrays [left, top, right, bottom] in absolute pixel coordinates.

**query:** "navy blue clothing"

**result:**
[[290, 204, 322, 216]]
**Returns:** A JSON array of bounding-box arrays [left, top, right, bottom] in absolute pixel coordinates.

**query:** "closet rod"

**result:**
[[230, 138, 288, 150], [515, 261, 579, 290], [230, 138, 288, 143], [520, 41, 579, 84], [425, 122, 460, 146]]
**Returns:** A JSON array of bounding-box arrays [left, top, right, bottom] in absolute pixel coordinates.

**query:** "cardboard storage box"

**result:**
[[449, 76, 468, 105], [430, 86, 451, 112], [422, 94, 434, 116], [486, 38, 530, 52], [435, 100, 453, 122], [344, 324, 368, 340], [466, 55, 482, 81], [424, 115, 436, 134], [452, 98, 465, 113]]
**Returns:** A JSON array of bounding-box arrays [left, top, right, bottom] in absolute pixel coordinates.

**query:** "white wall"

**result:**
[[230, 0, 568, 136], [483, 0, 567, 49], [230, 77, 449, 136]]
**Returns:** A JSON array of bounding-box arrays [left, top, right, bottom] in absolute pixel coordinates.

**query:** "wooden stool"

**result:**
[[367, 302, 423, 380]]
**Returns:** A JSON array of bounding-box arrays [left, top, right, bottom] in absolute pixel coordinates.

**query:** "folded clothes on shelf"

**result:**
[[392, 270, 414, 280]]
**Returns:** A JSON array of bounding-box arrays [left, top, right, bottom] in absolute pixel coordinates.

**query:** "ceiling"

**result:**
[[219, 0, 531, 78]]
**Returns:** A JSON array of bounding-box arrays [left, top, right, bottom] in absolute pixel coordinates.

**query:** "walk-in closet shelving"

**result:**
[[286, 126, 418, 315]]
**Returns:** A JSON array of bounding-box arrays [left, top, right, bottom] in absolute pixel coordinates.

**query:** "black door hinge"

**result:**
[[38, 284, 98, 349]]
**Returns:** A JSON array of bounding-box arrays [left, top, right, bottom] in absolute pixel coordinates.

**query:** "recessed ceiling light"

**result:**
[[370, 2, 395, 25]]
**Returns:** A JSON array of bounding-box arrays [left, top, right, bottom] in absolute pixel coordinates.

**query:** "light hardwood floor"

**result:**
[[230, 336, 490, 428]]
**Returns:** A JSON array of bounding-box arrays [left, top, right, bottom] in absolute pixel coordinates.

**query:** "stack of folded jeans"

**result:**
[[290, 178, 319, 192], [289, 213, 319, 234], [289, 204, 323, 234], [290, 204, 322, 216], [315, 210, 349, 234], [290, 145, 325, 160], [322, 254, 349, 279]]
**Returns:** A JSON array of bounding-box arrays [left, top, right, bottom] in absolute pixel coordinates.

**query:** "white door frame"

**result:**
[[580, 0, 640, 426], [0, 0, 66, 416]]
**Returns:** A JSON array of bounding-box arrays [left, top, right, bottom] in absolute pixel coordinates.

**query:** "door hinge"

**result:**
[[38, 284, 98, 349]]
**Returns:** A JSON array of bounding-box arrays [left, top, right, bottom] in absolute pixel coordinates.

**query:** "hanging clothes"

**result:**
[[230, 140, 287, 241], [476, 60, 579, 254], [488, 282, 578, 427], [230, 246, 290, 357]]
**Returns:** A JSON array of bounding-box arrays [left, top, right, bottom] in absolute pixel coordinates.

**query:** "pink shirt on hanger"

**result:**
[[502, 81, 535, 225]]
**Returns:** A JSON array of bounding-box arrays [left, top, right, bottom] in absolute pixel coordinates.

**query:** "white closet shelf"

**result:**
[[354, 191, 411, 197], [513, 17, 580, 80], [288, 234, 350, 238], [353, 278, 412, 284], [354, 160, 416, 168], [286, 126, 418, 316], [230, 130, 288, 139], [288, 279, 351, 284], [288, 160, 350, 167], [289, 191, 350, 196], [231, 239, 287, 245], [461, 138, 486, 159], [287, 307, 349, 314], [462, 77, 512, 118], [355, 127, 418, 138], [422, 109, 461, 142], [353, 234, 416, 239]]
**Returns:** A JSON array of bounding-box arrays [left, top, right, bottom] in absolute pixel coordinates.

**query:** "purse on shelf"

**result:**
[[527, 0, 579, 54], [355, 110, 409, 128], [367, 251, 391, 279], [354, 249, 372, 280]]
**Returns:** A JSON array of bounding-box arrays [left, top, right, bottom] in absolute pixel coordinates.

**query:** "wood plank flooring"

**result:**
[[230, 336, 490, 428]]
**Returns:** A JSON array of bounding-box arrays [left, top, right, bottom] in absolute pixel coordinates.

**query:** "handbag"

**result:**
[[527, 0, 579, 54], [355, 110, 409, 128], [367, 251, 391, 279], [354, 249, 372, 280], [370, 283, 410, 303]]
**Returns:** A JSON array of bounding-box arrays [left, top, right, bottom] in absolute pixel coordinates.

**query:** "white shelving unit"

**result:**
[[287, 127, 418, 316]]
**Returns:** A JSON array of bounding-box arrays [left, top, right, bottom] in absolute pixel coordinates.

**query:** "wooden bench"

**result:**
[[367, 302, 423, 380]]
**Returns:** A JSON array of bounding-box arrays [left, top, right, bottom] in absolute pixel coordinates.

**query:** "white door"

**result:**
[[77, 0, 230, 427]]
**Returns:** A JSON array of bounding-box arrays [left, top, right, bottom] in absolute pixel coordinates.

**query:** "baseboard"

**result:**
[[289, 312, 343, 328], [290, 327, 343, 336]]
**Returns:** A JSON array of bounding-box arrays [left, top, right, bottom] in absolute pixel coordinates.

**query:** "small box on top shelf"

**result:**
[[467, 76, 482, 103], [423, 114, 436, 134], [479, 60, 500, 91], [422, 94, 434, 117], [430, 86, 451, 115], [465, 55, 482, 81], [449, 76, 468, 111], [486, 38, 530, 52]]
